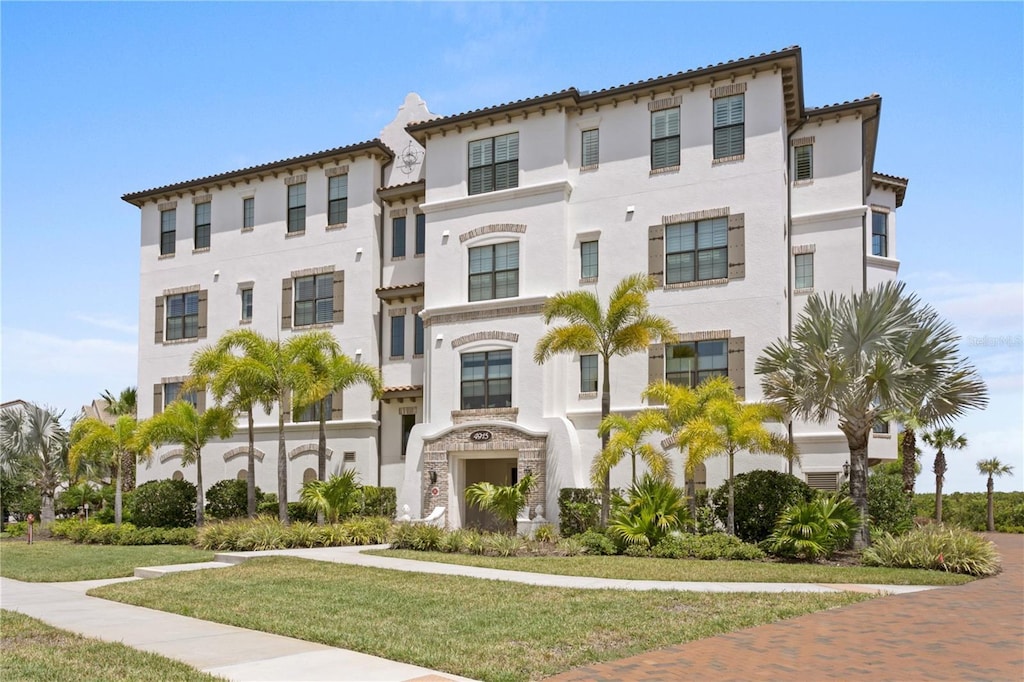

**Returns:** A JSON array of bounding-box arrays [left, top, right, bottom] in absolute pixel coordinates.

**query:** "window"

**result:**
[[713, 94, 744, 159], [194, 202, 211, 249], [413, 313, 424, 355], [666, 217, 727, 284], [414, 213, 426, 255], [794, 144, 813, 180], [580, 354, 598, 393], [390, 315, 405, 358], [651, 108, 680, 169], [872, 212, 888, 257], [460, 350, 512, 409], [469, 242, 519, 301], [795, 253, 814, 289], [873, 398, 890, 434], [666, 340, 727, 387], [468, 132, 518, 195], [293, 274, 332, 326], [581, 240, 599, 279], [581, 128, 599, 167], [166, 292, 199, 340], [328, 175, 348, 225], [164, 382, 197, 409], [287, 183, 306, 233], [160, 208, 176, 255], [242, 197, 254, 229], [392, 217, 406, 258], [401, 413, 416, 458], [241, 288, 253, 321], [296, 394, 332, 422]]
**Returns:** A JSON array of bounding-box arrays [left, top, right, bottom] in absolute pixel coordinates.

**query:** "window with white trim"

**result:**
[[651, 108, 680, 169], [166, 292, 199, 340], [392, 217, 406, 258], [469, 242, 519, 302], [293, 273, 332, 326], [872, 212, 888, 257], [328, 175, 348, 225], [194, 202, 211, 249], [160, 208, 176, 255], [795, 253, 814, 289], [581, 128, 599, 167], [581, 240, 599, 279], [713, 94, 744, 159], [666, 217, 728, 284], [287, 183, 306, 233], [242, 197, 254, 229], [580, 354, 598, 393], [460, 350, 512, 409], [241, 287, 253, 322], [468, 133, 518, 195], [390, 315, 405, 358]]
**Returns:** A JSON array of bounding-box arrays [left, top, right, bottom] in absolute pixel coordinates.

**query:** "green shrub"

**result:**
[[533, 524, 557, 544], [388, 522, 417, 549], [410, 524, 444, 551], [558, 488, 601, 537], [652, 532, 764, 561], [608, 475, 688, 548], [710, 471, 814, 544], [4, 521, 28, 537], [841, 472, 914, 536], [239, 517, 288, 551], [286, 521, 321, 548], [340, 516, 391, 545], [287, 501, 317, 524], [440, 528, 473, 553], [484, 533, 526, 557], [912, 492, 1024, 532], [623, 544, 651, 557], [205, 479, 263, 520], [556, 536, 586, 556], [767, 494, 861, 561], [128, 479, 196, 528], [863, 524, 1001, 576], [359, 486, 397, 518], [257, 494, 279, 517], [576, 529, 618, 555]]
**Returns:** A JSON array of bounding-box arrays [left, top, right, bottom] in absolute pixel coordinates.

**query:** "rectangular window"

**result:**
[[296, 394, 332, 423], [414, 213, 426, 255], [666, 340, 728, 387], [328, 175, 348, 225], [160, 209, 176, 255], [401, 413, 416, 458], [468, 242, 519, 302], [794, 253, 814, 289], [581, 128, 599, 167], [392, 217, 406, 258], [580, 354, 598, 393], [413, 313, 424, 355], [460, 350, 512, 410], [165, 291, 199, 341], [665, 217, 728, 284], [873, 398, 890, 433], [872, 212, 888, 257], [794, 144, 813, 180], [580, 240, 599, 279], [241, 288, 253, 321], [390, 315, 405, 358], [713, 94, 745, 159], [194, 202, 211, 249], [164, 382, 197, 409], [242, 197, 254, 229], [287, 183, 306, 233], [651, 108, 680, 169], [468, 132, 518, 195], [293, 273, 332, 326]]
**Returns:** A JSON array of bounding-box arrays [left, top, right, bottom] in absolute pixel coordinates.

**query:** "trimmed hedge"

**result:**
[[652, 532, 765, 561], [128, 479, 196, 528], [558, 488, 601, 537], [205, 479, 264, 520], [359, 486, 397, 518], [49, 519, 196, 545], [710, 471, 814, 544], [195, 516, 392, 551]]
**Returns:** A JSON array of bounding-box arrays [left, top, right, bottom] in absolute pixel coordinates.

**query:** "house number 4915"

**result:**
[[470, 430, 492, 442]]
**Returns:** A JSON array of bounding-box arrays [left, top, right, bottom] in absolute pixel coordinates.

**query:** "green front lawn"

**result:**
[[0, 610, 221, 682], [0, 540, 213, 582], [368, 549, 973, 586], [92, 556, 873, 682]]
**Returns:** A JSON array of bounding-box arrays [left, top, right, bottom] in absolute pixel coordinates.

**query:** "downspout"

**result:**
[[786, 116, 808, 474], [376, 160, 389, 486]]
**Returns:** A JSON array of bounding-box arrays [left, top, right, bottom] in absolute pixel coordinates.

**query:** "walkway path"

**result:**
[[546, 533, 1024, 681]]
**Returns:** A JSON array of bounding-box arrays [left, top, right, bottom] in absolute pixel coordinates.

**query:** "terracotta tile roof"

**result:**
[[873, 171, 909, 184], [379, 179, 424, 192], [376, 282, 425, 293], [805, 93, 881, 115], [383, 384, 423, 393]]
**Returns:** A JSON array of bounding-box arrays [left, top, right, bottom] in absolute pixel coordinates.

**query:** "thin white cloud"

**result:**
[[71, 313, 139, 335]]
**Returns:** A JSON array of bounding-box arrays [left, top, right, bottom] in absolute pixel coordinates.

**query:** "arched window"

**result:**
[[172, 471, 184, 481]]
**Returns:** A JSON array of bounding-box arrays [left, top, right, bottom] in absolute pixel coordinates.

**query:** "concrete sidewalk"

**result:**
[[1, 576, 476, 682]]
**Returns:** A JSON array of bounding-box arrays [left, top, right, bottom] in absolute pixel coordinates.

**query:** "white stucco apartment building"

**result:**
[[124, 46, 907, 528]]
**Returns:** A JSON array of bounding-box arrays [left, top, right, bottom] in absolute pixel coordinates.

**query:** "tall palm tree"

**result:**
[[922, 427, 968, 523], [69, 415, 151, 527], [976, 458, 1014, 532], [137, 401, 235, 526], [647, 376, 791, 536], [0, 403, 68, 524], [535, 273, 677, 524], [756, 281, 988, 548], [593, 411, 670, 488], [99, 387, 138, 493], [190, 340, 277, 518]]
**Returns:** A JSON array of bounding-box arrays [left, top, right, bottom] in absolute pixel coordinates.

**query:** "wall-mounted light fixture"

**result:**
[[626, 205, 635, 214], [842, 461, 851, 479], [354, 348, 362, 358], [355, 247, 363, 255], [429, 470, 438, 485]]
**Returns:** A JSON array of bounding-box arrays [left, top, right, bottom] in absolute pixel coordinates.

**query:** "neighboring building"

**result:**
[[124, 47, 906, 528]]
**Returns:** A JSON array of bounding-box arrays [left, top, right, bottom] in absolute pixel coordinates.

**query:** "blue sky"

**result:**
[[2, 2, 1021, 493]]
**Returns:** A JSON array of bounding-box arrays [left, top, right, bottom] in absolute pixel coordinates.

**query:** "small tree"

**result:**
[[0, 403, 68, 525], [465, 474, 536, 533], [69, 415, 151, 527], [300, 470, 361, 524], [922, 427, 968, 523], [976, 458, 1014, 532], [593, 411, 670, 488]]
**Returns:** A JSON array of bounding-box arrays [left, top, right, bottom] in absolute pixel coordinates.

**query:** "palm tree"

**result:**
[[922, 427, 968, 523], [0, 403, 68, 524], [976, 458, 1014, 532], [299, 469, 361, 524], [190, 340, 277, 518], [69, 415, 151, 527], [756, 281, 988, 548], [534, 273, 676, 525], [593, 411, 670, 488], [646, 376, 791, 536], [99, 387, 138, 493], [137, 400, 235, 526], [464, 473, 536, 534]]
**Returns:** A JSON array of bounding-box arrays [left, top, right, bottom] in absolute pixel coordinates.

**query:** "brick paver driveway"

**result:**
[[548, 533, 1023, 681]]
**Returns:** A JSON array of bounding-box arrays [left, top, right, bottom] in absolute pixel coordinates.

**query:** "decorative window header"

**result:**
[[648, 95, 682, 112], [792, 243, 816, 255], [290, 264, 334, 278], [192, 194, 212, 205], [459, 223, 527, 243], [284, 174, 307, 186], [325, 165, 349, 177], [662, 206, 730, 225], [710, 82, 747, 99]]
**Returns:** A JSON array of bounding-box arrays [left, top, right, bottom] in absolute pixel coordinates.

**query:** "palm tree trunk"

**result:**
[[600, 355, 611, 527], [844, 429, 871, 550], [41, 493, 55, 526], [196, 450, 205, 527], [686, 477, 697, 527], [247, 408, 256, 518], [114, 463, 123, 527], [631, 453, 636, 487], [901, 426, 917, 498], [986, 476, 995, 532], [317, 399, 327, 526], [278, 392, 288, 524], [934, 451, 946, 522], [726, 449, 735, 536]]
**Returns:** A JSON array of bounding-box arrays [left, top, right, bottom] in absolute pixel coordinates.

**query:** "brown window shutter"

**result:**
[[281, 278, 293, 329], [154, 296, 164, 344], [197, 289, 209, 339], [647, 344, 665, 405], [153, 383, 163, 415], [331, 390, 343, 420], [728, 336, 746, 400], [333, 270, 345, 324], [728, 213, 745, 280], [648, 224, 665, 286], [196, 389, 206, 414]]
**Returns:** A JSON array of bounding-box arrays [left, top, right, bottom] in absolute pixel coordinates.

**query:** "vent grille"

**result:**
[[806, 472, 839, 491]]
